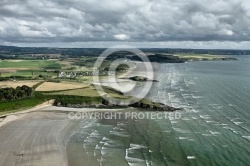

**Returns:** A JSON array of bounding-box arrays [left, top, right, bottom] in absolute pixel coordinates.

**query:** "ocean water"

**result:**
[[67, 56, 250, 166]]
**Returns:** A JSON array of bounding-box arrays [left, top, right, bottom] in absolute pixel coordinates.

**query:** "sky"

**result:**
[[1, 0, 250, 49]]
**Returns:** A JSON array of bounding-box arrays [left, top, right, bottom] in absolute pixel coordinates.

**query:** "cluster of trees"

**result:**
[[0, 85, 33, 102]]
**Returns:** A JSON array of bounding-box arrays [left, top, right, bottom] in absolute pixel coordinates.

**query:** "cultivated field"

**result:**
[[173, 54, 225, 60], [0, 80, 41, 88], [47, 86, 100, 97], [35, 81, 88, 91], [47, 85, 129, 99], [0, 60, 62, 69]]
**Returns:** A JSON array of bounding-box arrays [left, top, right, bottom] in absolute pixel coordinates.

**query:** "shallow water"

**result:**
[[67, 56, 250, 166]]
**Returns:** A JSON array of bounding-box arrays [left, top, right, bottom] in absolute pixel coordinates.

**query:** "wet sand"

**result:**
[[0, 106, 124, 166]]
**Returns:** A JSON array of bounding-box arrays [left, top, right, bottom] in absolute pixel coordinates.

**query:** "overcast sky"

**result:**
[[1, 0, 250, 49]]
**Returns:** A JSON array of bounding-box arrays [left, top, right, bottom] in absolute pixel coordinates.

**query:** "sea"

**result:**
[[66, 55, 250, 166]]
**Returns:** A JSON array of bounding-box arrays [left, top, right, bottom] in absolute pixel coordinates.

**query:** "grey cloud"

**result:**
[[1, 0, 250, 46]]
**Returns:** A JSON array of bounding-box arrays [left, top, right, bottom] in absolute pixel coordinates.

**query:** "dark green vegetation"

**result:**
[[129, 53, 185, 63], [126, 76, 159, 82], [0, 45, 239, 64], [0, 88, 44, 115], [1, 45, 249, 57], [129, 99, 180, 111], [54, 95, 102, 107], [0, 97, 45, 115], [0, 86, 33, 102], [0, 89, 102, 115], [0, 60, 61, 69], [0, 84, 179, 115], [0, 85, 44, 115]]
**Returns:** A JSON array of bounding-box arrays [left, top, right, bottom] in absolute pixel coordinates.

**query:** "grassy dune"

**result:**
[[0, 97, 45, 116]]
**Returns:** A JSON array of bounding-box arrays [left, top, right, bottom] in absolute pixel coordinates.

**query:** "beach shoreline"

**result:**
[[0, 105, 127, 166]]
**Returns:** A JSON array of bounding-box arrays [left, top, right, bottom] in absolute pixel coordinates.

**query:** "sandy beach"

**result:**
[[0, 106, 124, 166]]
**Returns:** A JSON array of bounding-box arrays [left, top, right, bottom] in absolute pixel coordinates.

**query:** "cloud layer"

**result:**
[[1, 0, 250, 47]]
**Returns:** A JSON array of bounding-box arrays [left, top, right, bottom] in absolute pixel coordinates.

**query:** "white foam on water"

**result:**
[[206, 120, 216, 123], [232, 130, 239, 134], [192, 95, 203, 99], [102, 137, 110, 141], [110, 131, 129, 137], [185, 108, 194, 113], [101, 148, 112, 155], [103, 142, 114, 147], [210, 131, 221, 135], [100, 141, 106, 144], [117, 122, 126, 126], [200, 115, 211, 120], [222, 126, 233, 130], [233, 122, 243, 125], [187, 156, 196, 159], [182, 117, 191, 121], [89, 131, 101, 138], [170, 120, 179, 124], [242, 136, 250, 140], [172, 127, 190, 134], [215, 123, 229, 126], [95, 144, 101, 150], [84, 139, 95, 143], [202, 134, 214, 137], [163, 130, 171, 133], [212, 105, 223, 109], [129, 143, 148, 150], [193, 109, 200, 113], [125, 146, 148, 166], [125, 156, 146, 166]]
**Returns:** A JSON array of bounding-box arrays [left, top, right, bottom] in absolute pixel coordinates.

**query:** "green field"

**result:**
[[1, 70, 57, 77], [0, 60, 62, 69], [0, 97, 45, 116]]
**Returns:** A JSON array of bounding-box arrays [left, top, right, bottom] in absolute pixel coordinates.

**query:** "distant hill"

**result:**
[[0, 45, 250, 57]]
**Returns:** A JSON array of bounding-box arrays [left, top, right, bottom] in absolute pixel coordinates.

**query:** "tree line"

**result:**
[[0, 85, 33, 102]]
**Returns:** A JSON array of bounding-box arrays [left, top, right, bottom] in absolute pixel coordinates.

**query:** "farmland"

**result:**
[[0, 80, 41, 88], [173, 54, 237, 61], [35, 81, 88, 91], [0, 46, 239, 115], [0, 57, 128, 114], [0, 60, 61, 69]]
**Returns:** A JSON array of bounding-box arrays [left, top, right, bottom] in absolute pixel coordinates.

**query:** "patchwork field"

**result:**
[[35, 81, 88, 91]]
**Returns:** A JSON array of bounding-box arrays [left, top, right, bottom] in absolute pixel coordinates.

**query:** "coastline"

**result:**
[[0, 57, 245, 166], [0, 100, 55, 128], [0, 105, 128, 166]]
